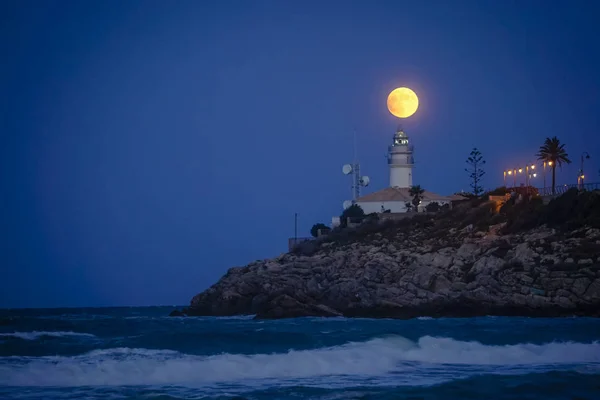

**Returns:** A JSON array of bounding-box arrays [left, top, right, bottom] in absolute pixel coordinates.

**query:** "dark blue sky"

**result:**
[[2, 0, 599, 308]]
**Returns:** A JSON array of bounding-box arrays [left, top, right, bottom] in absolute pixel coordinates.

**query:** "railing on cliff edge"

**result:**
[[537, 182, 600, 196]]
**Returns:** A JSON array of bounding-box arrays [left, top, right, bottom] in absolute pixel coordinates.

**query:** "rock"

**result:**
[[186, 217, 600, 319], [513, 243, 538, 265], [584, 279, 600, 300], [413, 265, 437, 289], [456, 243, 481, 263], [169, 310, 187, 317], [573, 277, 592, 296], [470, 256, 505, 275]]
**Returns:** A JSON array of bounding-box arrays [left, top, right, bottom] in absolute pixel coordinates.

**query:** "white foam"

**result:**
[[0, 336, 598, 387], [0, 331, 96, 340]]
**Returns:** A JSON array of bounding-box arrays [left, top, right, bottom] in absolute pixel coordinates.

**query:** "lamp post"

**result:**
[[506, 169, 515, 187], [504, 168, 522, 188], [528, 171, 537, 194], [543, 161, 553, 195], [579, 152, 590, 189], [524, 163, 535, 193]]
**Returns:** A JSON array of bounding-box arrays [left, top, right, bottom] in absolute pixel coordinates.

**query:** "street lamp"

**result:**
[[526, 163, 535, 184], [508, 169, 515, 187], [523, 163, 536, 194], [579, 152, 590, 189], [543, 161, 553, 194]]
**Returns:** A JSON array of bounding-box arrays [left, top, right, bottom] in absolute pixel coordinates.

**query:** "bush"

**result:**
[[339, 204, 365, 227], [310, 223, 331, 238], [425, 202, 441, 212], [500, 188, 600, 233], [540, 188, 600, 229], [487, 186, 510, 196], [502, 196, 544, 233], [461, 201, 496, 230]]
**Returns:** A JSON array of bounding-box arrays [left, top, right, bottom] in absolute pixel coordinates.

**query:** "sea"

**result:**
[[0, 307, 599, 400]]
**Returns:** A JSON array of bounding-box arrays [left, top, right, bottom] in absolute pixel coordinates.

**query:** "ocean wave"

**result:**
[[0, 331, 97, 341], [1, 336, 598, 387]]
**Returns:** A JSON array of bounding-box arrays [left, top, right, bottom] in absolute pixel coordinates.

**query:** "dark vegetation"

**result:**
[[310, 223, 331, 238], [338, 204, 365, 228], [292, 188, 600, 256], [536, 136, 572, 195], [502, 188, 600, 233], [409, 185, 425, 208], [425, 202, 441, 212], [465, 148, 486, 196]]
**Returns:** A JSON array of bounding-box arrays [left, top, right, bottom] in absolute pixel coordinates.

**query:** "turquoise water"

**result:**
[[0, 307, 599, 399]]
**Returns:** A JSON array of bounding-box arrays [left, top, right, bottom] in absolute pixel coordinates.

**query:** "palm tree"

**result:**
[[536, 136, 572, 194], [409, 185, 425, 211]]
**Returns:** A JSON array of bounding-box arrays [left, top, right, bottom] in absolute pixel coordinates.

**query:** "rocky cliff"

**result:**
[[185, 191, 600, 319]]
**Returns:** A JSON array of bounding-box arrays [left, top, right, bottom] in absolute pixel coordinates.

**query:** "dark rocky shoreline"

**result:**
[[174, 191, 600, 320]]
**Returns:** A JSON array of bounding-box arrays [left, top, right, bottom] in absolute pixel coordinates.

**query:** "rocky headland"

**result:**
[[179, 189, 600, 319]]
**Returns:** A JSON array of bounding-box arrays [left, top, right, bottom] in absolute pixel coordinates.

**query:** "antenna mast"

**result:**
[[342, 128, 370, 208], [352, 128, 360, 200]]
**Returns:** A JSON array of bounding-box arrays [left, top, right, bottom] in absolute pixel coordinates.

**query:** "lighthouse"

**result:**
[[388, 126, 414, 188]]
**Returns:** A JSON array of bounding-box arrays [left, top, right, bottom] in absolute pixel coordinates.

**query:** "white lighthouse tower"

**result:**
[[388, 126, 414, 188]]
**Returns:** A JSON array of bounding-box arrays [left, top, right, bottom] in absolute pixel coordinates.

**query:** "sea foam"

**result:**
[[1, 336, 598, 387]]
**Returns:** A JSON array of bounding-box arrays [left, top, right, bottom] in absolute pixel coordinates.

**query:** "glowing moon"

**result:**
[[387, 87, 419, 118]]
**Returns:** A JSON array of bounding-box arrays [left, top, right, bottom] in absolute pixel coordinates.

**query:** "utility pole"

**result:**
[[294, 213, 298, 245]]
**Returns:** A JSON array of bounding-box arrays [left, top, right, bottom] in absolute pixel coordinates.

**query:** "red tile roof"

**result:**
[[356, 187, 454, 203]]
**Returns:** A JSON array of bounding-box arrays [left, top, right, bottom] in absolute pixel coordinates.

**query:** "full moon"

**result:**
[[387, 87, 419, 118]]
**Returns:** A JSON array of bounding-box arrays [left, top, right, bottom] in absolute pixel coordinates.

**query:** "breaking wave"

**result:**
[[1, 335, 598, 387], [0, 331, 96, 341]]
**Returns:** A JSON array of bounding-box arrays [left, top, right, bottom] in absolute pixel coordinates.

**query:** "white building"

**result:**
[[353, 126, 461, 215], [354, 186, 467, 214]]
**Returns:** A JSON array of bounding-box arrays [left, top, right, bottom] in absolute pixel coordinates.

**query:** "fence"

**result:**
[[537, 182, 600, 196]]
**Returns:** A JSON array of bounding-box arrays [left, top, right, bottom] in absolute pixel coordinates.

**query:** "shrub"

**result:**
[[540, 189, 600, 230], [425, 202, 441, 212], [487, 186, 510, 196], [310, 223, 331, 238], [502, 196, 544, 233], [339, 204, 365, 227]]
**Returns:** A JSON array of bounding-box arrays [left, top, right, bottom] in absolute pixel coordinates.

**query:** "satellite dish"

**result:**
[[343, 200, 353, 210], [360, 176, 370, 186], [342, 164, 353, 175]]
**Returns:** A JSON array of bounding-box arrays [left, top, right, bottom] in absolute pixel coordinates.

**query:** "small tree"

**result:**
[[409, 185, 425, 210], [404, 202, 413, 212], [310, 223, 330, 238], [425, 201, 440, 212], [465, 148, 486, 196], [339, 204, 365, 227]]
